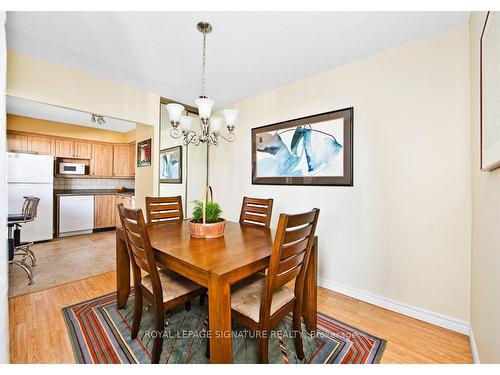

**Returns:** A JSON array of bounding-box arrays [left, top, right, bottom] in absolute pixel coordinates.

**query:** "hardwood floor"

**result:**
[[8, 269, 473, 364], [9, 230, 116, 297]]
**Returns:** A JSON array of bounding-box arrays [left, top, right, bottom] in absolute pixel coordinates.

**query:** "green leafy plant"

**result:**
[[191, 200, 222, 223]]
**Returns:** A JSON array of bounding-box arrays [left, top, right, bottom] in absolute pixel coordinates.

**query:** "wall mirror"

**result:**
[[159, 100, 208, 218]]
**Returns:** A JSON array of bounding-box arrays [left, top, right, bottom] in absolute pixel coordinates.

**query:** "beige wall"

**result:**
[[134, 123, 156, 211], [211, 26, 471, 322], [7, 51, 159, 126], [7, 114, 135, 143], [6, 50, 160, 202], [469, 12, 500, 363]]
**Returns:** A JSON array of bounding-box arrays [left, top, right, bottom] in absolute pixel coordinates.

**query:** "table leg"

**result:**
[[208, 272, 233, 363], [116, 229, 130, 309], [302, 236, 318, 332]]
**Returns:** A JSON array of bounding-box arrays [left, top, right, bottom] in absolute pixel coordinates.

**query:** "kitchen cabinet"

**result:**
[[115, 195, 133, 228], [91, 143, 114, 177], [7, 133, 28, 152], [113, 145, 131, 177], [74, 141, 92, 159], [94, 195, 116, 229], [8, 131, 136, 179], [55, 139, 75, 158], [129, 142, 136, 177], [27, 135, 55, 155]]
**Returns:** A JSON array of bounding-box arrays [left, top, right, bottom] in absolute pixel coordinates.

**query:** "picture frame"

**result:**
[[252, 107, 353, 186], [480, 11, 500, 171], [159, 145, 182, 183], [137, 138, 152, 167]]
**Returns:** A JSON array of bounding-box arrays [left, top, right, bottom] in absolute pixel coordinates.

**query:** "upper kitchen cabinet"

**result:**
[[74, 141, 92, 159], [7, 133, 28, 153], [91, 143, 114, 177], [113, 144, 131, 177], [55, 139, 75, 158], [28, 135, 55, 155]]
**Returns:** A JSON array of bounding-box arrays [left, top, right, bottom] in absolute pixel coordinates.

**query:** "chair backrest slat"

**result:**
[[277, 251, 305, 274], [283, 223, 313, 244], [281, 237, 309, 260], [145, 196, 183, 223], [273, 264, 302, 287], [22, 196, 40, 222], [239, 197, 274, 228]]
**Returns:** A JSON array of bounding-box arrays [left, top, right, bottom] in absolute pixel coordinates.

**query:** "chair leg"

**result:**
[[26, 247, 37, 267], [199, 292, 206, 306], [184, 301, 191, 311], [257, 332, 269, 364], [151, 303, 165, 364], [131, 289, 143, 339], [293, 304, 305, 361], [205, 335, 210, 359], [10, 260, 34, 285]]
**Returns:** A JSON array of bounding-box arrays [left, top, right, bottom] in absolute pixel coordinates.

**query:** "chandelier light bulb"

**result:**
[[166, 103, 185, 125], [210, 117, 222, 134], [195, 97, 215, 120], [180, 115, 193, 132]]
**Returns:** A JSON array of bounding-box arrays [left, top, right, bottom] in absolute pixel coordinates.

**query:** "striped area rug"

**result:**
[[62, 291, 386, 364]]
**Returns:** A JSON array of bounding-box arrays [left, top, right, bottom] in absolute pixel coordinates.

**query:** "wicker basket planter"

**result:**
[[188, 185, 226, 239], [188, 219, 226, 239]]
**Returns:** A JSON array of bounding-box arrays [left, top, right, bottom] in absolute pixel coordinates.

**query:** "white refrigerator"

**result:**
[[7, 152, 54, 242]]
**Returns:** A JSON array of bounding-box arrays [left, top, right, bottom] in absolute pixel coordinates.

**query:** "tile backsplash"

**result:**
[[54, 177, 135, 190]]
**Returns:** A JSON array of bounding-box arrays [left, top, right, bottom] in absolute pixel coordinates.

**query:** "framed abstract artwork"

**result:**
[[137, 138, 152, 167], [252, 107, 353, 186], [481, 11, 500, 171], [159, 146, 182, 183]]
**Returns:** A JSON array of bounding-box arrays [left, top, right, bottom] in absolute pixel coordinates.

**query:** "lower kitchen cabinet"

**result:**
[[115, 195, 133, 228], [94, 195, 116, 229]]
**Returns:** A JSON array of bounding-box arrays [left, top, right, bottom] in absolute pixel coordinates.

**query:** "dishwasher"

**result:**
[[58, 195, 94, 237]]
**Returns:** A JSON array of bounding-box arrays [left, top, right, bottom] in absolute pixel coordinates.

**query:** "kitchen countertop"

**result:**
[[54, 189, 135, 197]]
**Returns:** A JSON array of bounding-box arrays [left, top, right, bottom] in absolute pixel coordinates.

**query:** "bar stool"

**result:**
[[7, 196, 40, 285]]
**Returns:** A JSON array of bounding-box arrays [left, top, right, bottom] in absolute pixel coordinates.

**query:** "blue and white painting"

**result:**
[[255, 118, 344, 177], [160, 146, 182, 183]]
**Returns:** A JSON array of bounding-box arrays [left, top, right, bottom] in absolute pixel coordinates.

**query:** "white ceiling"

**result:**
[[6, 12, 469, 108], [6, 96, 136, 133]]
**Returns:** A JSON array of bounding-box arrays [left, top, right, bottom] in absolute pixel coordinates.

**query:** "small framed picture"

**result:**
[[137, 138, 152, 167], [160, 145, 182, 183]]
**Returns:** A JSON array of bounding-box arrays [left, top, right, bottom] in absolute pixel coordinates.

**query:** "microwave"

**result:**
[[59, 162, 86, 175]]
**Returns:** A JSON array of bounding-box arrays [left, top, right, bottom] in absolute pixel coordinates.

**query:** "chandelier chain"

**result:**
[[201, 31, 207, 96]]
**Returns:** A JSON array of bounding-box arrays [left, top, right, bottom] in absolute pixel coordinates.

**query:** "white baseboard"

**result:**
[[318, 277, 470, 335], [469, 326, 480, 363]]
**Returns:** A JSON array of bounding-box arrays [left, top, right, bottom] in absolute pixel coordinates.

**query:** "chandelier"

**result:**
[[165, 22, 238, 146]]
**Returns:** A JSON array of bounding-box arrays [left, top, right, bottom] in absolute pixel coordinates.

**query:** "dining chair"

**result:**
[[117, 204, 204, 363], [239, 196, 274, 228], [145, 196, 184, 223], [230, 208, 320, 363]]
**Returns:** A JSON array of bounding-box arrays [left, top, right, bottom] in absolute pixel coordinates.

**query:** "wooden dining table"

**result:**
[[115, 220, 318, 364]]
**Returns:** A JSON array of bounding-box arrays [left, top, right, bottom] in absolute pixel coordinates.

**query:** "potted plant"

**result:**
[[188, 186, 226, 239]]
